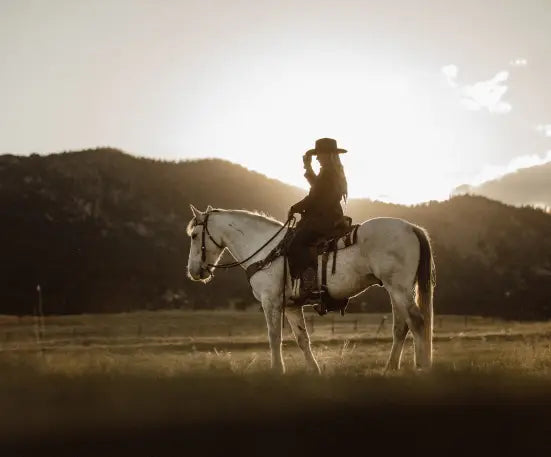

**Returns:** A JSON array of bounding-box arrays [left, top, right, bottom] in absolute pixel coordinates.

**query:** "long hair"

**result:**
[[328, 153, 348, 203]]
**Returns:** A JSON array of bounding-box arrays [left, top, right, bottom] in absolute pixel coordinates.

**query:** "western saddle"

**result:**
[[246, 216, 360, 316]]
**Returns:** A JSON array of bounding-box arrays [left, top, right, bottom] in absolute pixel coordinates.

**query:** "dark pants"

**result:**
[[287, 223, 323, 280]]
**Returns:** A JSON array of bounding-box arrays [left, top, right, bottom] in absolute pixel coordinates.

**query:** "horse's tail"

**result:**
[[412, 225, 435, 365]]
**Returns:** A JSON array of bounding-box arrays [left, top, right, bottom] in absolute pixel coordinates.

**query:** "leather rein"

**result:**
[[197, 211, 295, 270]]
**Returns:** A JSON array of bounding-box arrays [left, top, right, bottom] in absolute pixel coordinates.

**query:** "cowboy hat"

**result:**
[[306, 138, 347, 155]]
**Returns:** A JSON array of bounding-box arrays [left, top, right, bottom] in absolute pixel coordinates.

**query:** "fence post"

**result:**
[[375, 316, 387, 336], [331, 317, 335, 335], [35, 284, 45, 341], [34, 284, 45, 356]]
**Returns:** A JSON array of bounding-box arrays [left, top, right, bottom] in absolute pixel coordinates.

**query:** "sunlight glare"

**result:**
[[188, 53, 459, 205]]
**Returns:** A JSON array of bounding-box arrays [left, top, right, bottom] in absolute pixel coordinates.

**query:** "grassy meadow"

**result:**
[[2, 310, 551, 375], [2, 309, 551, 455]]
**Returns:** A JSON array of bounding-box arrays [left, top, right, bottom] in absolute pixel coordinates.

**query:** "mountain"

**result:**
[[1, 148, 551, 319], [452, 161, 551, 209]]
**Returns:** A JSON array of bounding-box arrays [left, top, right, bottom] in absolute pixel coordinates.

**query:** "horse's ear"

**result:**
[[206, 205, 213, 213], [189, 204, 202, 220]]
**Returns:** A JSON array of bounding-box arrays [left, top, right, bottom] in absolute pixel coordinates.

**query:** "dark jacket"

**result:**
[[291, 165, 344, 233]]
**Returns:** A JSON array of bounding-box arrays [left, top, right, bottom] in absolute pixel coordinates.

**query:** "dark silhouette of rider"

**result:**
[[287, 138, 349, 299]]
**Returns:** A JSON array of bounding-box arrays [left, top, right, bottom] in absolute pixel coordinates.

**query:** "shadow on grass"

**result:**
[[2, 357, 551, 455]]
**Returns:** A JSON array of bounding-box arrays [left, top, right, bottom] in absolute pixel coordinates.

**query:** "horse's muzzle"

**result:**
[[199, 267, 213, 280], [187, 265, 214, 282]]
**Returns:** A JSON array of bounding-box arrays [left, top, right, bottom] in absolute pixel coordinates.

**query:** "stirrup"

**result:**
[[289, 289, 321, 307]]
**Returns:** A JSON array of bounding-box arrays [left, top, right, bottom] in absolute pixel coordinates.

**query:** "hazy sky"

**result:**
[[1, 0, 550, 203]]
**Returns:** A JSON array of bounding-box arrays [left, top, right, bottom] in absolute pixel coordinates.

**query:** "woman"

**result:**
[[287, 138, 349, 303]]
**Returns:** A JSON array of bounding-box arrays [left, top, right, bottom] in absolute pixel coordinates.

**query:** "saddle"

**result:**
[[246, 216, 360, 316]]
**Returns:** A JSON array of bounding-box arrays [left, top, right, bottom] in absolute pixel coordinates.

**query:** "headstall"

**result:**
[[196, 212, 224, 263]]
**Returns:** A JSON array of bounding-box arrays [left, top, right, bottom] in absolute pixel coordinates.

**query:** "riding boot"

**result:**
[[321, 291, 349, 315], [289, 266, 319, 307], [312, 303, 328, 316], [301, 266, 316, 292]]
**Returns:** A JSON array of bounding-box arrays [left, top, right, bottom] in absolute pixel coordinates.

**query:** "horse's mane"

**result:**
[[186, 208, 282, 235], [226, 209, 283, 226]]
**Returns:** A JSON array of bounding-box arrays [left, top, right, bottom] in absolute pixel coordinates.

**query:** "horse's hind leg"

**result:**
[[388, 287, 429, 369], [386, 304, 409, 371], [261, 296, 285, 374], [286, 307, 321, 374]]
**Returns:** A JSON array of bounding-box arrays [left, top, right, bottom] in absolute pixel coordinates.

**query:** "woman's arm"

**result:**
[[289, 195, 312, 216], [289, 153, 318, 217], [304, 168, 317, 185], [303, 152, 317, 185]]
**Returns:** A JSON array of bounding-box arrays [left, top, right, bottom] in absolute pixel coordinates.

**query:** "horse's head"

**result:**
[[186, 204, 226, 283]]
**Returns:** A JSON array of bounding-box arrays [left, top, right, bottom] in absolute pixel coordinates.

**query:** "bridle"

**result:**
[[196, 211, 225, 264], [194, 210, 295, 270], [194, 210, 296, 327]]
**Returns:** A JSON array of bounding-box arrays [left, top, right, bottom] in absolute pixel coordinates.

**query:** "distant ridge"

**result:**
[[452, 161, 551, 209], [1, 148, 551, 319]]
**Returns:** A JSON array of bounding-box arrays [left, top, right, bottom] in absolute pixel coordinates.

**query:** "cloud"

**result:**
[[441, 65, 512, 114], [536, 124, 551, 137], [509, 58, 528, 67], [441, 64, 458, 88]]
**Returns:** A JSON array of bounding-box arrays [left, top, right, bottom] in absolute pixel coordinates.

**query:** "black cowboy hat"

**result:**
[[306, 138, 347, 155]]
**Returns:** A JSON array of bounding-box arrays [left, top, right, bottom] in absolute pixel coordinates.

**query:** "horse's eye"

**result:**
[[191, 234, 197, 240]]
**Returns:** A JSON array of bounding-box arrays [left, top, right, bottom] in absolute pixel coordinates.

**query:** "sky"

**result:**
[[1, 0, 550, 204]]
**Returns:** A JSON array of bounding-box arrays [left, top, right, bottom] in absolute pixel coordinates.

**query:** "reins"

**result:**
[[199, 212, 295, 270]]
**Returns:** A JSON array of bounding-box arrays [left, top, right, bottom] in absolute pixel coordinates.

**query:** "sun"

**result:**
[[188, 53, 458, 204]]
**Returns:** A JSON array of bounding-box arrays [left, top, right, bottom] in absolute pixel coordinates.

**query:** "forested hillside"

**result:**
[[1, 148, 550, 319]]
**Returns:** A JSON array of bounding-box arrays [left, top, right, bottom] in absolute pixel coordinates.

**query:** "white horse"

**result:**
[[186, 205, 435, 374]]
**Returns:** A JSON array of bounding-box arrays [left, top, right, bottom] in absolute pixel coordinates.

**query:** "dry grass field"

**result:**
[[2, 310, 551, 455]]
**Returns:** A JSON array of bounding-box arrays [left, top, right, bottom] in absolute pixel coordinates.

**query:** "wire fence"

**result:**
[[0, 313, 510, 346]]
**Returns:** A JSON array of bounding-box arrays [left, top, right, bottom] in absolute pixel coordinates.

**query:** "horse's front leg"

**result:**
[[285, 307, 321, 374], [261, 295, 285, 374]]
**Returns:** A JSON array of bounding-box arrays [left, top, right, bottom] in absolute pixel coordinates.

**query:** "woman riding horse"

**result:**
[[287, 138, 349, 306]]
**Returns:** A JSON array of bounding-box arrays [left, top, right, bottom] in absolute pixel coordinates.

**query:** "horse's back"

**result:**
[[356, 217, 421, 280], [359, 216, 418, 241]]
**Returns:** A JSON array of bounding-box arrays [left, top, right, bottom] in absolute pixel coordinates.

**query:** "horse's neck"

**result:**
[[215, 212, 286, 268]]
